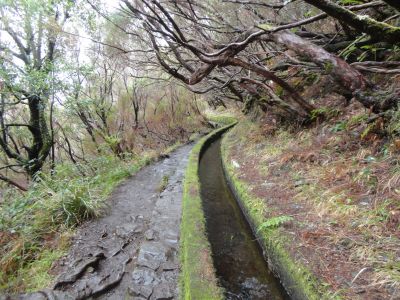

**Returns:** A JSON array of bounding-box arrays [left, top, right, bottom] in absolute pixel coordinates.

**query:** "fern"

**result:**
[[257, 215, 293, 232], [339, 0, 363, 4]]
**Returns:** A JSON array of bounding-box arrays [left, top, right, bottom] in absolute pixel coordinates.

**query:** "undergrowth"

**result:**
[[0, 153, 154, 292], [222, 114, 400, 299], [221, 126, 332, 299], [205, 110, 238, 125]]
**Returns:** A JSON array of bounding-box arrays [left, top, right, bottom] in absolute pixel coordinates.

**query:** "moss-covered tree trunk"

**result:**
[[304, 0, 400, 44], [271, 30, 399, 113], [26, 95, 52, 177]]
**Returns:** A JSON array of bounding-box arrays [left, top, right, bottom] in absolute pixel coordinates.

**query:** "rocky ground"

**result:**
[[2, 144, 192, 300]]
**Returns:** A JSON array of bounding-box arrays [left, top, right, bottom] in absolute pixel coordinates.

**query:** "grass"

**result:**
[[0, 153, 155, 292], [221, 122, 340, 300], [15, 246, 68, 291], [221, 117, 400, 299], [179, 122, 236, 300], [158, 175, 170, 192]]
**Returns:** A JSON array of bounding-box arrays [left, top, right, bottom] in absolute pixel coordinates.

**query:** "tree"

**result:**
[[117, 0, 315, 120], [114, 0, 399, 119], [0, 0, 74, 183], [304, 0, 400, 44]]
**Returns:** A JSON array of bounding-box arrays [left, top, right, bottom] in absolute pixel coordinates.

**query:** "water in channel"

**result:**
[[199, 138, 290, 300]]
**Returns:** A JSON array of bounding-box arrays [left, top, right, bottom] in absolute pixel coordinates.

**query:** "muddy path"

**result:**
[[7, 144, 192, 300]]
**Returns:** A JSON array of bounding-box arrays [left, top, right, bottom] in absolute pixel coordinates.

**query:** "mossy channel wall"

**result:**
[[181, 122, 333, 300], [179, 123, 236, 300]]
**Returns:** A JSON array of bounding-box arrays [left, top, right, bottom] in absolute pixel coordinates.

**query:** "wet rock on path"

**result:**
[[3, 144, 192, 300]]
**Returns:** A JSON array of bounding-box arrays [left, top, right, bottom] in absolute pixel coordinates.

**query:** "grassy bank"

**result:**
[[221, 119, 400, 299], [0, 151, 161, 292], [179, 122, 236, 300], [221, 127, 330, 299]]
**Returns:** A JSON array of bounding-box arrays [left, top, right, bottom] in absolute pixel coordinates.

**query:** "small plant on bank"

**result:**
[[257, 216, 293, 232], [310, 107, 341, 122], [158, 175, 170, 193]]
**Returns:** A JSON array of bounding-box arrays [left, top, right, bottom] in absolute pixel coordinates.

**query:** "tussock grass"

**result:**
[[0, 154, 154, 292]]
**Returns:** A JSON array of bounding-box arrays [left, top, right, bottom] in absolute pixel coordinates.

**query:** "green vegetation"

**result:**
[[180, 122, 236, 300], [257, 216, 293, 231], [0, 154, 155, 291], [1, 0, 400, 298], [206, 113, 238, 126], [158, 175, 170, 192], [311, 107, 341, 121]]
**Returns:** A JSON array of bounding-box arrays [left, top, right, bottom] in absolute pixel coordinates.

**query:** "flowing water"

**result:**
[[199, 138, 290, 300]]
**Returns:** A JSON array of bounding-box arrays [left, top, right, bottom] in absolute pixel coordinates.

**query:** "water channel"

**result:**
[[199, 138, 290, 300]]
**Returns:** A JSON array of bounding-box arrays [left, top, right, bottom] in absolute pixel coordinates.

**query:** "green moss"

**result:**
[[323, 61, 334, 73], [180, 122, 236, 300], [304, 72, 320, 86], [221, 126, 342, 300], [257, 23, 275, 31], [311, 107, 341, 121], [275, 85, 284, 97], [206, 114, 237, 126], [158, 175, 169, 193]]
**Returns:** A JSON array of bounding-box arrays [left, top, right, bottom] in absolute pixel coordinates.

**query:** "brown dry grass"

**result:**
[[224, 105, 400, 299]]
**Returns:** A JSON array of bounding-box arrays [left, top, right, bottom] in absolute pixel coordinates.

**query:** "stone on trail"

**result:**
[[144, 229, 155, 241], [132, 268, 157, 285], [161, 261, 179, 271], [151, 283, 174, 300], [137, 242, 168, 270], [116, 222, 144, 238], [128, 285, 153, 299]]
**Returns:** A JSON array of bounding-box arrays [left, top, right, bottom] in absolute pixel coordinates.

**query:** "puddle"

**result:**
[[199, 139, 290, 300]]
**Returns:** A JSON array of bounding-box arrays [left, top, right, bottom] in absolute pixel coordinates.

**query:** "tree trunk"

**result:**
[[26, 95, 52, 177], [0, 174, 28, 191], [304, 0, 400, 44], [270, 30, 399, 113], [271, 30, 368, 91], [226, 57, 315, 116]]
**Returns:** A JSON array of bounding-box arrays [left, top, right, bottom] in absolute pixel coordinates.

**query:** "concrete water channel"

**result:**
[[199, 138, 290, 300]]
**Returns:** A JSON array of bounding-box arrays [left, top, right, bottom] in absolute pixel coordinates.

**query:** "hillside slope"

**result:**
[[222, 111, 400, 299]]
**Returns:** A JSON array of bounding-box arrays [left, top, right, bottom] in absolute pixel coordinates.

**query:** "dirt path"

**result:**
[[8, 144, 192, 300]]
